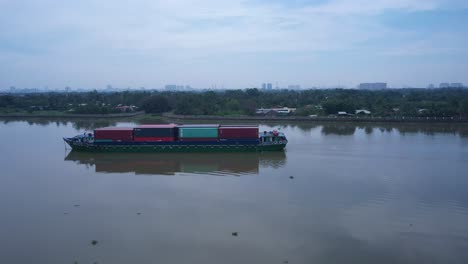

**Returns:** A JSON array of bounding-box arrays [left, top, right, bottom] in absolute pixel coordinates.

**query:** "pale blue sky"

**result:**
[[0, 0, 467, 89]]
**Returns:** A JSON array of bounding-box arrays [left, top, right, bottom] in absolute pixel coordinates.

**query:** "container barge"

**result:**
[[64, 124, 287, 152]]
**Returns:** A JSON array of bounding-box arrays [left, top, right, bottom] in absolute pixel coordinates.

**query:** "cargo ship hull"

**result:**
[[64, 139, 286, 152]]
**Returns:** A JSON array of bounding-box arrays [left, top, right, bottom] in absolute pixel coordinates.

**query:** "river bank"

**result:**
[[162, 113, 468, 123], [0, 111, 145, 119], [1, 111, 467, 124]]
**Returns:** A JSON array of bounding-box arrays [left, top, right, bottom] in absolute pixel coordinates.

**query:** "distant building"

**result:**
[[337, 111, 353, 116], [115, 105, 138, 112], [261, 83, 273, 90], [165, 84, 192, 91], [256, 107, 296, 115], [427, 84, 435, 89], [439, 82, 464, 88], [355, 109, 371, 115], [359, 83, 387, 90], [165, 84, 177, 91], [288, 85, 301, 89]]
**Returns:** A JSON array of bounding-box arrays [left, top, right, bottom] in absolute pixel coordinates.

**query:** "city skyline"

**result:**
[[1, 0, 467, 89], [2, 81, 466, 93]]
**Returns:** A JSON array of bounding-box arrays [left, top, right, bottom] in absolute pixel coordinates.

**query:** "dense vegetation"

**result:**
[[1, 88, 468, 117]]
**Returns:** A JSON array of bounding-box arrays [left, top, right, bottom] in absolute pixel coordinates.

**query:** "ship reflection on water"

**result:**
[[65, 151, 287, 176]]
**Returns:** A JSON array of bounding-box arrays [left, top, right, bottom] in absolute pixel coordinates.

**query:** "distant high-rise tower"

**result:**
[[288, 85, 301, 89], [261, 83, 266, 89], [165, 84, 177, 91], [267, 83, 273, 90], [359, 82, 387, 90]]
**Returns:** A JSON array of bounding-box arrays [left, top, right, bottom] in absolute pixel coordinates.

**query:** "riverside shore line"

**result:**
[[162, 113, 468, 123], [0, 111, 467, 123], [0, 111, 145, 119]]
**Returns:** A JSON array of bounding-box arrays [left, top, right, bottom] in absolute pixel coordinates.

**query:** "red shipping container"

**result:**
[[133, 137, 175, 142], [94, 127, 133, 141], [219, 126, 258, 139]]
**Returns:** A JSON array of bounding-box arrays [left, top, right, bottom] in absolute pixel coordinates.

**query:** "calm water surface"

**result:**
[[1, 119, 468, 264]]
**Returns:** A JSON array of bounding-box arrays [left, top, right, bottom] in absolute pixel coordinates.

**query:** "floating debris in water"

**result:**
[[64, 212, 69, 215], [74, 204, 80, 207], [283, 261, 289, 264], [91, 240, 98, 246], [289, 176, 294, 179], [232, 232, 238, 236], [137, 212, 141, 215]]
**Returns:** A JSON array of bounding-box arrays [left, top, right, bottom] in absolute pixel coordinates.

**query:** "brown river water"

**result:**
[[1, 119, 468, 264]]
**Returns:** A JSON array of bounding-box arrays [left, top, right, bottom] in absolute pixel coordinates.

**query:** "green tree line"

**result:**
[[1, 88, 468, 117]]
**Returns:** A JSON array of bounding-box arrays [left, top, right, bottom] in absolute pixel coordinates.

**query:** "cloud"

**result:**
[[302, 0, 439, 15], [0, 0, 467, 88], [0, 0, 463, 56]]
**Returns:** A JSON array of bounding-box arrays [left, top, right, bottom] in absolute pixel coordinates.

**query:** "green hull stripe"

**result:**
[[69, 143, 286, 152]]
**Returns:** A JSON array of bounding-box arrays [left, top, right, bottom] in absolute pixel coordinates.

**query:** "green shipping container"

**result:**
[[178, 127, 219, 138]]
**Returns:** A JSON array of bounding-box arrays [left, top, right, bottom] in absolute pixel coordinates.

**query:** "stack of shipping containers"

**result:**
[[92, 124, 260, 144], [178, 124, 219, 142], [219, 125, 259, 144], [133, 124, 177, 142], [94, 127, 134, 143]]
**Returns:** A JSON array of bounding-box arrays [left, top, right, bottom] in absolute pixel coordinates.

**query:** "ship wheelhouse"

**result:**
[[259, 130, 287, 144]]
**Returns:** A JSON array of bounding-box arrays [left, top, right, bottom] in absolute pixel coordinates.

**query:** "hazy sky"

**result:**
[[1, 0, 467, 89]]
